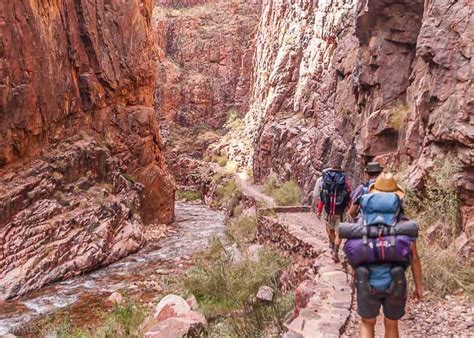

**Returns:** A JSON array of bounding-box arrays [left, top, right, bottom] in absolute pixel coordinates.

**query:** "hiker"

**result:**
[[313, 165, 352, 263], [348, 162, 384, 220], [345, 173, 423, 338]]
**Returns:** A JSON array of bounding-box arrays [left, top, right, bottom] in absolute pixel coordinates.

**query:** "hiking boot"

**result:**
[[388, 266, 406, 298]]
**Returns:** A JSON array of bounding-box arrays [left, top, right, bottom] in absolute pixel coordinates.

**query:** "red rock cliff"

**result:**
[[0, 0, 174, 299], [241, 0, 472, 224]]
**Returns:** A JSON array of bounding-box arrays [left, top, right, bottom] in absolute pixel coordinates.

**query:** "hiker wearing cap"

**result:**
[[313, 165, 352, 263], [348, 162, 383, 221], [349, 173, 423, 338]]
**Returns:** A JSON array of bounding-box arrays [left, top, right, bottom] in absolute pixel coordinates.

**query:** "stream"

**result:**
[[0, 201, 226, 336]]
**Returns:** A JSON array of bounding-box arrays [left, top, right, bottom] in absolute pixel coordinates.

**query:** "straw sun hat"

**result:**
[[369, 173, 405, 199]]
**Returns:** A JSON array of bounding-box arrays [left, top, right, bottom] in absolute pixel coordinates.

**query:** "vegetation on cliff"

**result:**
[[402, 156, 473, 296]]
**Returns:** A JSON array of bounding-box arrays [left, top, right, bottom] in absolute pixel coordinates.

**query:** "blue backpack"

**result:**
[[359, 192, 402, 226]]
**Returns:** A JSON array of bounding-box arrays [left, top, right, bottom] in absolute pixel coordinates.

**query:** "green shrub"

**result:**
[[262, 175, 280, 195], [271, 181, 301, 206], [97, 298, 147, 337], [207, 292, 295, 337], [215, 179, 241, 207], [176, 190, 202, 202], [181, 239, 289, 318], [41, 316, 90, 338], [227, 215, 257, 244]]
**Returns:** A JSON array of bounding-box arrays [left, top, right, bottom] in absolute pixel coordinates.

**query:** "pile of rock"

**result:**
[[142, 295, 207, 338]]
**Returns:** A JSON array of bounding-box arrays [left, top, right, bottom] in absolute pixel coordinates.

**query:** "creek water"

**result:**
[[0, 201, 226, 336]]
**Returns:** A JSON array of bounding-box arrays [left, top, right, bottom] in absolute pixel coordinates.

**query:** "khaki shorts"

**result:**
[[322, 209, 345, 230]]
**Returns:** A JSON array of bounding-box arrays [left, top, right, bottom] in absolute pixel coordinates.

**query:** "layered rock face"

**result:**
[[0, 0, 174, 298], [245, 0, 473, 221], [153, 0, 261, 188], [154, 0, 260, 127]]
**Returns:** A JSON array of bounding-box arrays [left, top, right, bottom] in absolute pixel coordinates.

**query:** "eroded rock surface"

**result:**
[[236, 0, 472, 224], [152, 0, 261, 192], [0, 0, 174, 298], [153, 0, 260, 127]]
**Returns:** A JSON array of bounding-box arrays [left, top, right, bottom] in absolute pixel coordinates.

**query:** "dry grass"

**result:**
[[214, 179, 241, 208], [181, 239, 290, 318], [215, 156, 228, 167], [388, 101, 409, 130], [271, 181, 301, 206], [226, 215, 258, 244], [262, 175, 280, 195], [402, 155, 472, 297], [41, 298, 147, 338]]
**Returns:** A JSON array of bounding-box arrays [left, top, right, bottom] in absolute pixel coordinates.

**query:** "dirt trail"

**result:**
[[235, 172, 276, 207], [234, 174, 473, 337], [235, 173, 352, 337]]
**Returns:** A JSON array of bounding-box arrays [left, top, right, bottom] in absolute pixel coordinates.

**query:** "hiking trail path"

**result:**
[[234, 172, 437, 337], [236, 173, 473, 337]]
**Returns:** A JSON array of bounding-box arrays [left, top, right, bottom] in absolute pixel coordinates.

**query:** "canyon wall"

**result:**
[[0, 0, 174, 299], [153, 0, 260, 127], [245, 0, 472, 224], [152, 0, 261, 188]]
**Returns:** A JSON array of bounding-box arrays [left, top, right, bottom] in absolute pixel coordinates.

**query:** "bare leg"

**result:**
[[360, 317, 377, 338], [384, 317, 399, 338], [334, 227, 341, 246], [327, 226, 335, 244]]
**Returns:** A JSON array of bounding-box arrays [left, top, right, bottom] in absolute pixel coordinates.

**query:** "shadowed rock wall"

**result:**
[[0, 0, 174, 298]]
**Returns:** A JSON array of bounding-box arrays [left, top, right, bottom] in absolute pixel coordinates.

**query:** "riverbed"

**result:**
[[0, 201, 226, 336]]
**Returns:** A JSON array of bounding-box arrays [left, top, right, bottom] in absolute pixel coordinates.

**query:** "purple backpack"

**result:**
[[344, 235, 413, 267], [343, 192, 414, 267]]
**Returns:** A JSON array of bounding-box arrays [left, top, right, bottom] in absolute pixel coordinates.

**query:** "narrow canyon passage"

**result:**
[[0, 0, 472, 336]]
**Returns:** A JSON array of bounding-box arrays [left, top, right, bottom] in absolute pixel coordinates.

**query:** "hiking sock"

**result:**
[[332, 246, 340, 263], [329, 242, 334, 250]]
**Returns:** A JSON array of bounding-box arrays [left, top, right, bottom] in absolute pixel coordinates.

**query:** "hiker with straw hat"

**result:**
[[349, 173, 423, 338], [349, 161, 384, 221]]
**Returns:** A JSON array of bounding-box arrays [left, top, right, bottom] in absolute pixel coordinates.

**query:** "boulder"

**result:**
[[256, 286, 274, 302], [294, 280, 317, 315], [154, 295, 191, 322], [145, 311, 207, 338], [186, 295, 199, 310], [107, 291, 124, 305], [247, 244, 264, 261]]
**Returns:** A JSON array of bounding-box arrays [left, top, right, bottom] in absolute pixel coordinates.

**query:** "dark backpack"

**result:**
[[320, 170, 350, 215]]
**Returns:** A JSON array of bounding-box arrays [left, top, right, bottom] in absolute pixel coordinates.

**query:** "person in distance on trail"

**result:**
[[348, 162, 384, 221], [312, 164, 352, 263], [353, 174, 423, 338]]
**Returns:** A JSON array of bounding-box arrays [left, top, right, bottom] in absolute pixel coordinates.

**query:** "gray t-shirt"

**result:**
[[312, 177, 323, 202]]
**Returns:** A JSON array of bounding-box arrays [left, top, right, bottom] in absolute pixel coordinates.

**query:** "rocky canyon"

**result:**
[[1, 0, 174, 299], [243, 0, 473, 230], [0, 0, 472, 336]]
